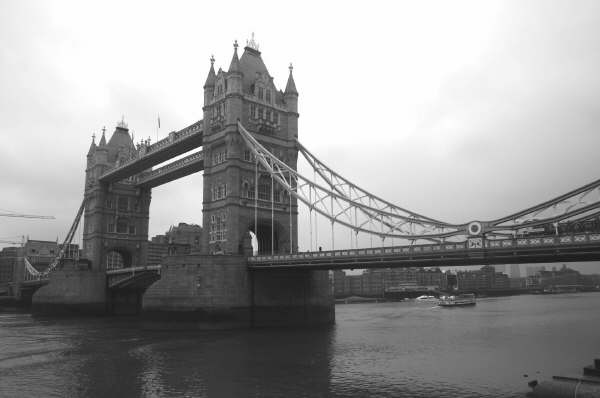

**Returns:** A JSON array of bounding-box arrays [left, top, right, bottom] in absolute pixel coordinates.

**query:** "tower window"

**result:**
[[250, 104, 255, 119], [117, 197, 128, 212], [258, 176, 271, 201], [209, 212, 228, 242], [266, 89, 271, 103], [117, 218, 129, 234], [258, 87, 264, 100]]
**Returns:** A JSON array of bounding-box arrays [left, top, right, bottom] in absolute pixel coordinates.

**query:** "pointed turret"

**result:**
[[204, 55, 216, 89], [228, 40, 241, 74], [98, 127, 107, 147], [284, 63, 299, 139], [285, 63, 298, 96], [226, 40, 243, 96], [87, 134, 97, 157]]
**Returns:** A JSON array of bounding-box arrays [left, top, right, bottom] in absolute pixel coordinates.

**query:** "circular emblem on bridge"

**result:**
[[468, 221, 483, 236]]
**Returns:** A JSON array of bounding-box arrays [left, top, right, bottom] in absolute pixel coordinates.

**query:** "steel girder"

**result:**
[[237, 122, 600, 243]]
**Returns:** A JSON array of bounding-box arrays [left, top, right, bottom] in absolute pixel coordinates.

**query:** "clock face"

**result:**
[[468, 238, 483, 249]]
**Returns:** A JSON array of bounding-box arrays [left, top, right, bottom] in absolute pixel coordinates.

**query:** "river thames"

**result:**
[[1, 293, 599, 398]]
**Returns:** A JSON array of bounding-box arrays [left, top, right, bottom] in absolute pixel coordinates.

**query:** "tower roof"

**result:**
[[285, 63, 298, 95], [107, 124, 134, 150], [204, 55, 216, 88], [98, 127, 107, 147], [87, 134, 97, 157], [228, 40, 241, 74], [239, 46, 271, 91]]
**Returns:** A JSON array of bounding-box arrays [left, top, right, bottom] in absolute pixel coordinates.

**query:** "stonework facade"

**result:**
[[83, 124, 151, 271], [201, 42, 299, 256]]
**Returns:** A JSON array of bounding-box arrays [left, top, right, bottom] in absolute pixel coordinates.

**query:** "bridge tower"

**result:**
[[83, 122, 151, 271], [201, 39, 299, 256]]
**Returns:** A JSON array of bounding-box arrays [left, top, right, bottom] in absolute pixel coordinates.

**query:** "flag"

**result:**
[[158, 115, 161, 129]]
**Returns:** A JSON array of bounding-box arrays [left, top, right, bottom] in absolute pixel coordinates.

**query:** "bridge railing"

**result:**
[[248, 232, 600, 263]]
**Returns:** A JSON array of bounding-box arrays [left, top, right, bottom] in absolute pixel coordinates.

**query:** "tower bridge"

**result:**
[[17, 37, 600, 326]]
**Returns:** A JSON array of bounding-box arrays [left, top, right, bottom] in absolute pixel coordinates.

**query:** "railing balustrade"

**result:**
[[248, 232, 600, 263]]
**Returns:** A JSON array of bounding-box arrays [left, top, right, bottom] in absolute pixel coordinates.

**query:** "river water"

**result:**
[[1, 293, 599, 398]]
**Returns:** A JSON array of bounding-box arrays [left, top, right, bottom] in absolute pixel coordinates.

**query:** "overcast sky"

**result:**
[[1, 1, 599, 271]]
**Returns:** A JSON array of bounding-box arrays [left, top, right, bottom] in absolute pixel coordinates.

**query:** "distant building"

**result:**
[[332, 267, 446, 298], [508, 264, 521, 278], [148, 223, 204, 266], [526, 265, 546, 277], [509, 277, 527, 289], [537, 265, 580, 289], [0, 247, 19, 286], [493, 264, 506, 274], [456, 265, 510, 291]]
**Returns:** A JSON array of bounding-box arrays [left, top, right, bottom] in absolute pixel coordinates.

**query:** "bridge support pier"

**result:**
[[31, 259, 107, 315], [142, 255, 334, 329]]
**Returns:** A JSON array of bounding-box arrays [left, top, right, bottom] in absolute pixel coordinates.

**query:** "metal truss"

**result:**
[[238, 122, 600, 243], [238, 122, 464, 243], [485, 178, 600, 236]]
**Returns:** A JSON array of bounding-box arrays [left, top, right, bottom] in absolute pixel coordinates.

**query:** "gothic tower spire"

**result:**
[[204, 55, 216, 88], [284, 63, 298, 95], [87, 132, 97, 157], [228, 40, 241, 73]]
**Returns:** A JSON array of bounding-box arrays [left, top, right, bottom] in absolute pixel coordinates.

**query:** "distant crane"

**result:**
[[0, 239, 22, 245], [0, 211, 54, 220]]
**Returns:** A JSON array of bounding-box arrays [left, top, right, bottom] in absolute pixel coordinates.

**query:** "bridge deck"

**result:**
[[248, 233, 600, 270]]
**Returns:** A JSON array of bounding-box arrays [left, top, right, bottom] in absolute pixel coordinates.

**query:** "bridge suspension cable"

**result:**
[[237, 122, 465, 243], [41, 199, 86, 276], [238, 122, 600, 244]]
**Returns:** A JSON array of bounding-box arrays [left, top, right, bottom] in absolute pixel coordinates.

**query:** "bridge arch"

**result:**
[[249, 219, 285, 255], [105, 247, 133, 270]]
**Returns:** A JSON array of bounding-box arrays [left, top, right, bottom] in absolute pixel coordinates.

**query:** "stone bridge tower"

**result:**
[[202, 38, 299, 255], [83, 122, 151, 271]]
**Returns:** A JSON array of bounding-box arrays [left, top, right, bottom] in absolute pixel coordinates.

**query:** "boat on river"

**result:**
[[415, 295, 437, 302], [438, 293, 476, 307]]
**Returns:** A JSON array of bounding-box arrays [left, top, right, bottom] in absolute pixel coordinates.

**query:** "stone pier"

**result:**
[[31, 259, 107, 315], [142, 255, 335, 328]]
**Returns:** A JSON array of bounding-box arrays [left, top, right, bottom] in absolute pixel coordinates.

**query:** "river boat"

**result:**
[[438, 293, 476, 307], [415, 295, 437, 301]]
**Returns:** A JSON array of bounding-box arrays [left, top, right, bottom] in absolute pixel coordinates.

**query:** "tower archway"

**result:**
[[105, 248, 133, 270], [250, 220, 282, 255]]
